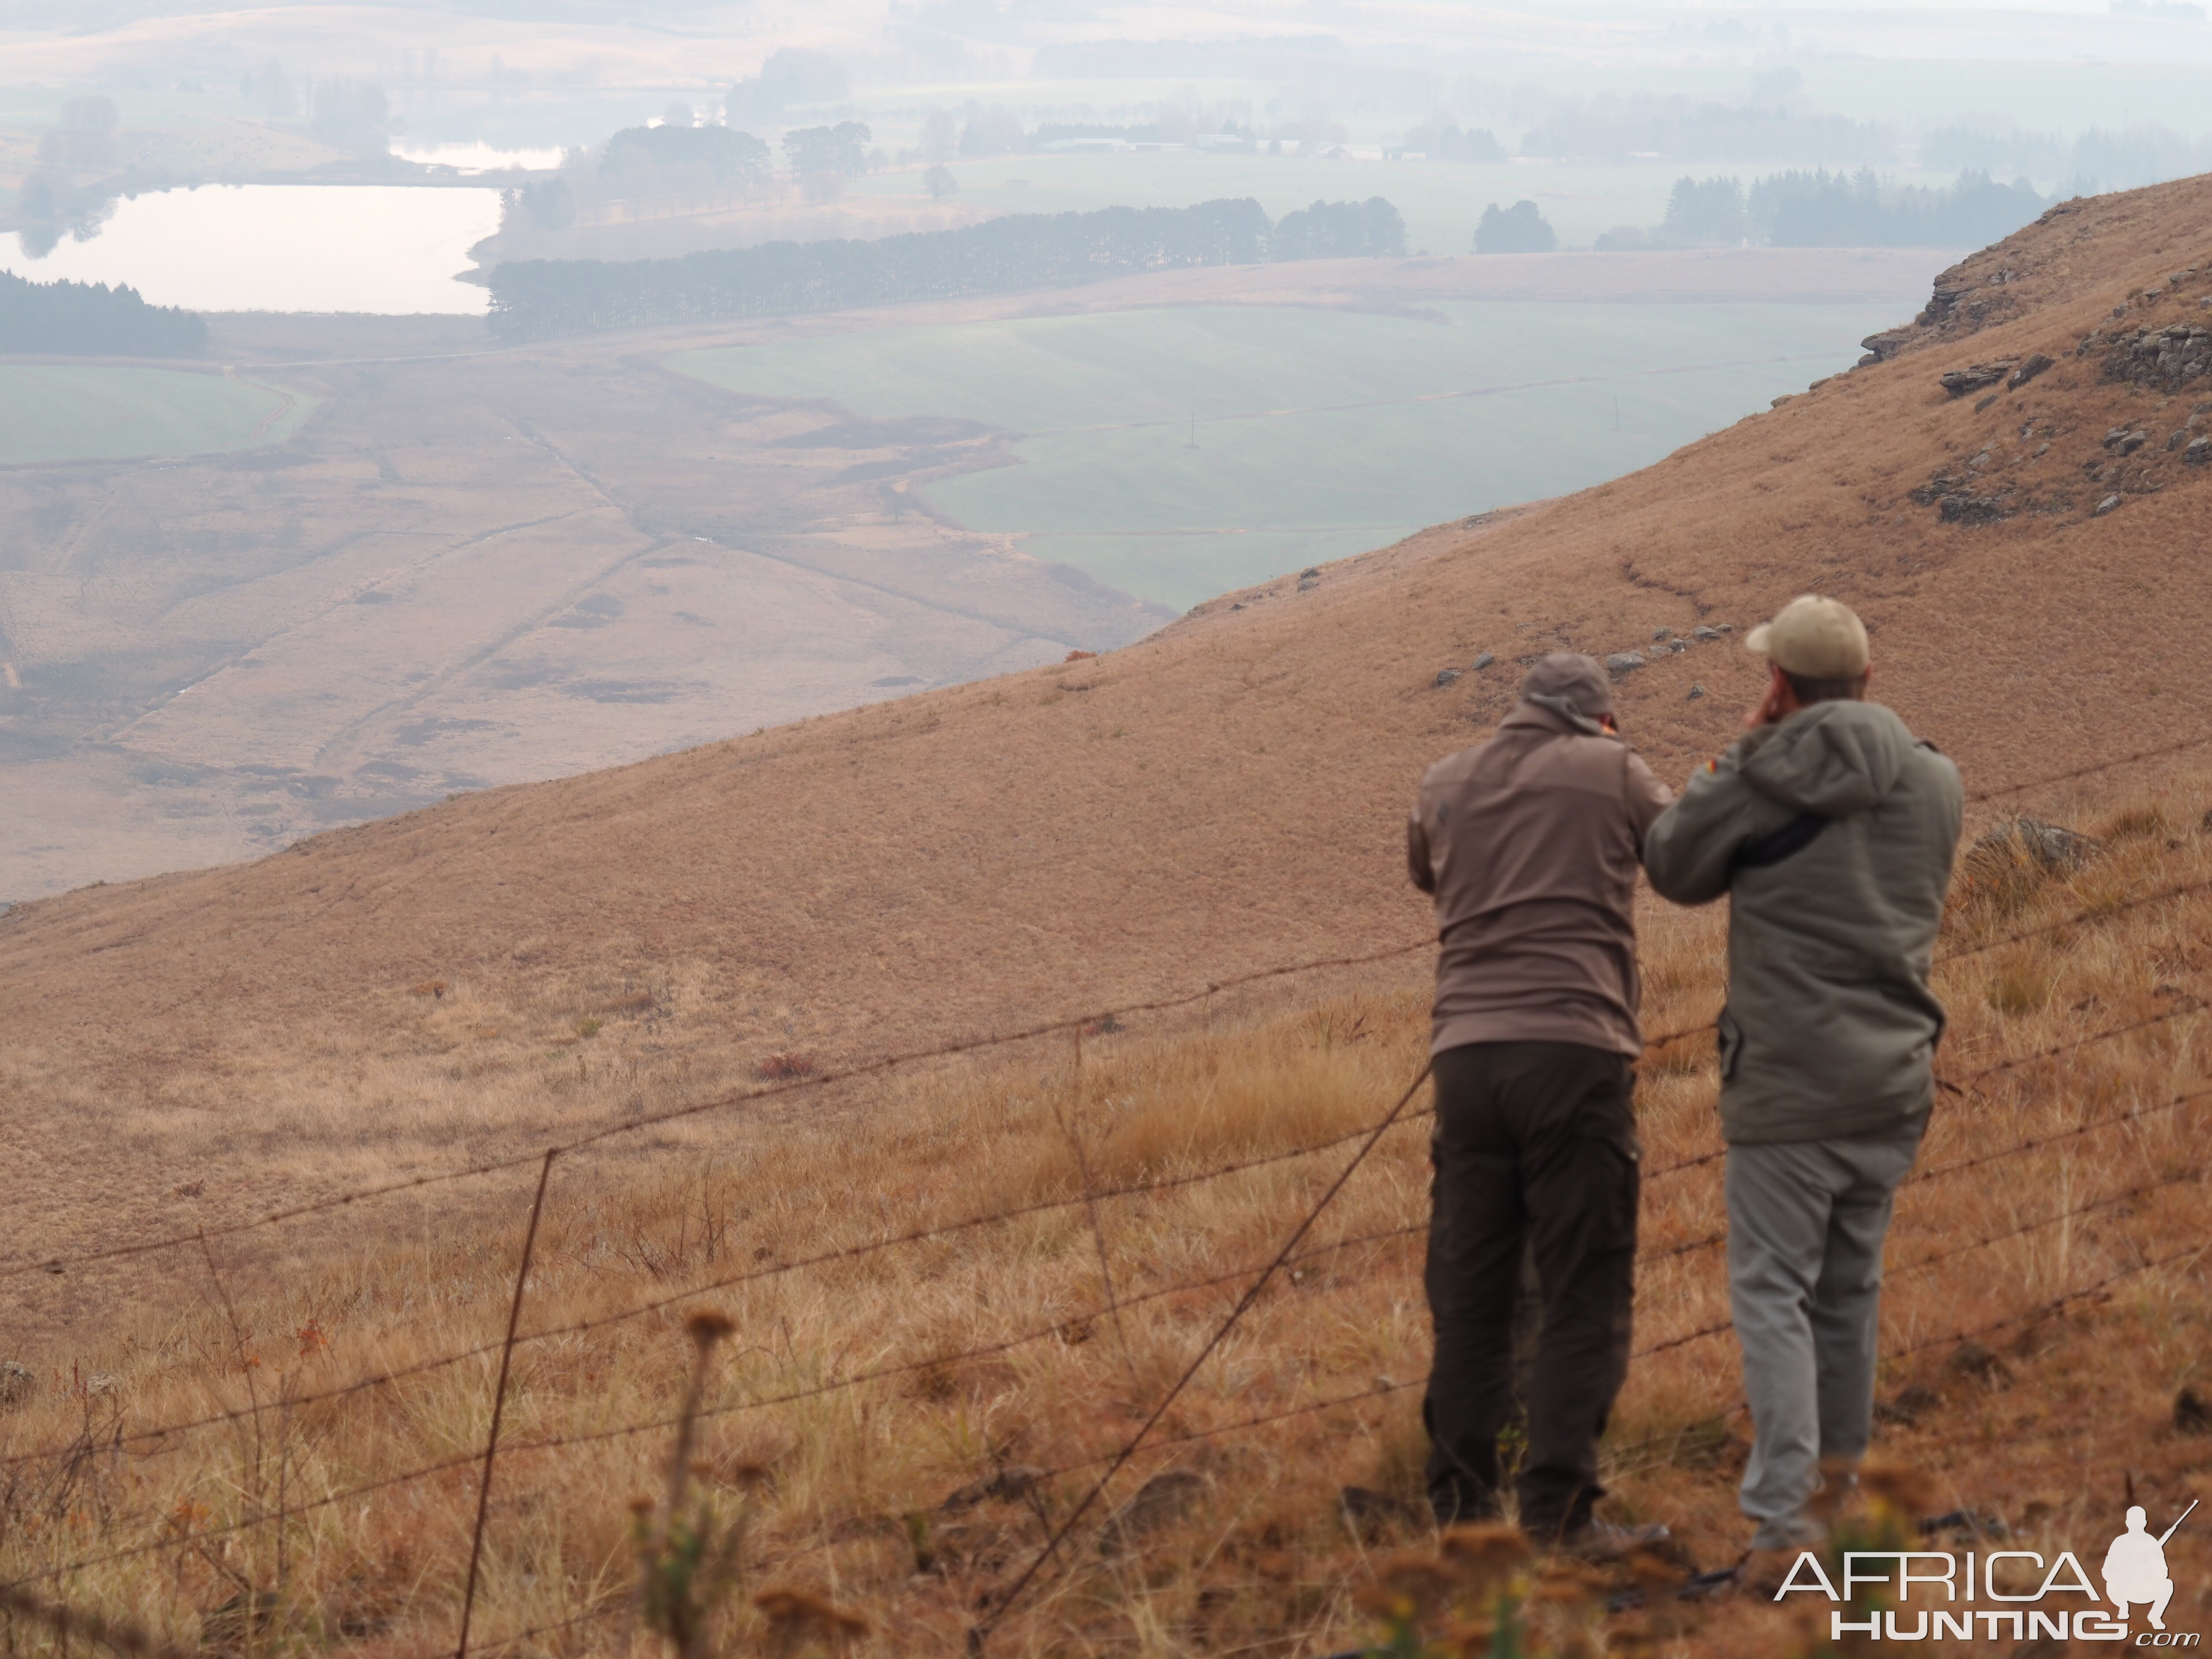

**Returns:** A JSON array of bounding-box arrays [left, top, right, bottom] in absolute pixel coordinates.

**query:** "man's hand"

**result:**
[[1743, 667, 1790, 730]]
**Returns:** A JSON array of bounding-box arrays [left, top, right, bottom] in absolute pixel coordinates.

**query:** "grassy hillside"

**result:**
[[0, 776, 2205, 1655], [3, 169, 2212, 1654], [0, 364, 308, 463], [6, 181, 2207, 1218], [671, 300, 1896, 609]]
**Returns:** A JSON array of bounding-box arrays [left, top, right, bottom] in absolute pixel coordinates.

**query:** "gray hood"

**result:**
[[1738, 700, 1917, 818]]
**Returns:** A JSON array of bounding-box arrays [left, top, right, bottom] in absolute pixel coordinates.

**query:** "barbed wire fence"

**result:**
[[1, 737, 2208, 1657]]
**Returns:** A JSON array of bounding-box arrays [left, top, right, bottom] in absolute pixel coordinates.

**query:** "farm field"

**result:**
[[0, 252, 1938, 901], [673, 299, 1902, 610], [0, 364, 309, 463]]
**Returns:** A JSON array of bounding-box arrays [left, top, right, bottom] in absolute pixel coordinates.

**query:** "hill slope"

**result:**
[[5, 174, 2212, 1304]]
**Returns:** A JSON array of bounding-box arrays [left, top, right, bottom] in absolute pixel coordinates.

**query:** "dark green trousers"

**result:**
[[1422, 1040, 1640, 1538]]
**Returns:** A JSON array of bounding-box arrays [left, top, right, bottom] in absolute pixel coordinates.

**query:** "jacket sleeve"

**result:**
[[1407, 803, 1436, 894], [1641, 757, 1759, 905], [1623, 749, 1675, 850]]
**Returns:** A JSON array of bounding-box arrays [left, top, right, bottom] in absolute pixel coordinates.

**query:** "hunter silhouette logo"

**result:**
[[2106, 1500, 2195, 1633]]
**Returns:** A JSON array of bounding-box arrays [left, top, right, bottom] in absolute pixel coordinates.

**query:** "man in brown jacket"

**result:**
[[1408, 652, 1673, 1541]]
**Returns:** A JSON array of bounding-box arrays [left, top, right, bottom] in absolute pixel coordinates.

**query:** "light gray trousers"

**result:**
[[1726, 1125, 1923, 1550]]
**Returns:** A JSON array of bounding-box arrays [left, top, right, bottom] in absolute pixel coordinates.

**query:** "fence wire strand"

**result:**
[[10, 728, 2212, 1634]]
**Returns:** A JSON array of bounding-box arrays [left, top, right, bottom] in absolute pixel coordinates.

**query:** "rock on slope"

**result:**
[[4, 174, 2212, 1285]]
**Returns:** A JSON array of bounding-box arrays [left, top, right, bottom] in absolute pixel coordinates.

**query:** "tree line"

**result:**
[[0, 270, 206, 357], [487, 197, 1406, 342], [1515, 94, 1896, 166], [1588, 168, 2053, 250], [1922, 121, 2211, 193]]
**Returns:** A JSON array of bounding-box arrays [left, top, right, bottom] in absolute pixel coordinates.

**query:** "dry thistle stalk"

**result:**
[[630, 1309, 750, 1659]]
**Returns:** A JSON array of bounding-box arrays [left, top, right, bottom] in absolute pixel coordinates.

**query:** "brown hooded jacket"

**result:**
[[1407, 654, 1674, 1058]]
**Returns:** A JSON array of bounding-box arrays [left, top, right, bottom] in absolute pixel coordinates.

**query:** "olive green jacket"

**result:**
[[1641, 701, 1963, 1144]]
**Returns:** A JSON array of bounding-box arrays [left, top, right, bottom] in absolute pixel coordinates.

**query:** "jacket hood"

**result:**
[[1519, 652, 1615, 718], [1518, 693, 1608, 737], [1738, 700, 1917, 817]]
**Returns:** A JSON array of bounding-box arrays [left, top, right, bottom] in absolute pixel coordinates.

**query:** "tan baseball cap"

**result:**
[[1744, 595, 1869, 678]]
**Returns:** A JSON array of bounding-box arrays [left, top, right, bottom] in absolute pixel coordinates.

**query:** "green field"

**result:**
[[0, 366, 311, 465], [673, 300, 1893, 611]]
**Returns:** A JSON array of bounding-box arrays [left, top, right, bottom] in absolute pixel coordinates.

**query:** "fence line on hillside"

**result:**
[[1607, 1227, 2209, 1477], [0, 1222, 1438, 1592], [0, 1117, 1443, 1474], [451, 1215, 2212, 1658], [17, 844, 2196, 1296], [8, 1026, 2204, 1596], [7, 738, 2212, 1641], [1940, 995, 2202, 1086], [1643, 1003, 2212, 1263], [0, 1581, 196, 1659], [0, 937, 1436, 1289], [3, 886, 2201, 1494], [1634, 1143, 2212, 1356], [14, 723, 2208, 1294], [970, 1056, 1434, 1647], [1964, 728, 2212, 805], [5, 1088, 2205, 1648], [24, 969, 2189, 1487], [48, 1021, 2193, 1521]]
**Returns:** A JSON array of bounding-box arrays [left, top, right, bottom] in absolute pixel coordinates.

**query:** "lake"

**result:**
[[3, 184, 504, 314], [391, 142, 568, 174]]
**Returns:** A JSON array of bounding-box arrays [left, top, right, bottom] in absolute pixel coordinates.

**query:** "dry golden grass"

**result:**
[[7, 181, 2212, 1328], [4, 773, 2210, 1657], [8, 176, 2212, 1657]]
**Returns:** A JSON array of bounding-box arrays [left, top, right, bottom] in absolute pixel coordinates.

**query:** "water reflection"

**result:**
[[3, 185, 504, 314], [390, 141, 568, 174]]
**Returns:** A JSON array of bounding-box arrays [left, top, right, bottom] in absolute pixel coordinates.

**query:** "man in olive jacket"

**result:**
[[1642, 596, 1961, 1555], [1408, 652, 1673, 1542]]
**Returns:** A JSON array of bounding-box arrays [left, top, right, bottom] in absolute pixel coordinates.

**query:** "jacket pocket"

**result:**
[[1716, 1009, 1743, 1082]]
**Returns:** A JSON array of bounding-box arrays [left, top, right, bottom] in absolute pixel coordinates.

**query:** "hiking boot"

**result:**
[[1556, 1520, 1675, 1562], [1428, 1485, 1503, 1529]]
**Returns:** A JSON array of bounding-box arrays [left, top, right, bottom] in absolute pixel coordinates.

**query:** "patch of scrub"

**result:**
[[0, 366, 313, 465], [670, 301, 1901, 611]]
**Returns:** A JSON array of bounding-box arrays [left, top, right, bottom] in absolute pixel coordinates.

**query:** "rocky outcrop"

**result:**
[[1940, 361, 2018, 398], [1911, 466, 2017, 523], [1859, 325, 1918, 366], [1965, 818, 2101, 883], [2082, 319, 2212, 390]]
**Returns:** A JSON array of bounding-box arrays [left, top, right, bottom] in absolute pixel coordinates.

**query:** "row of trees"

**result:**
[[0, 271, 206, 357], [232, 59, 391, 154], [1595, 168, 2052, 249], [486, 197, 1406, 341], [1510, 94, 1894, 165], [912, 93, 1344, 165], [1389, 121, 1505, 163], [1474, 201, 1557, 254], [1921, 121, 2212, 193], [1269, 198, 1406, 260], [503, 119, 882, 234], [593, 121, 873, 189]]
